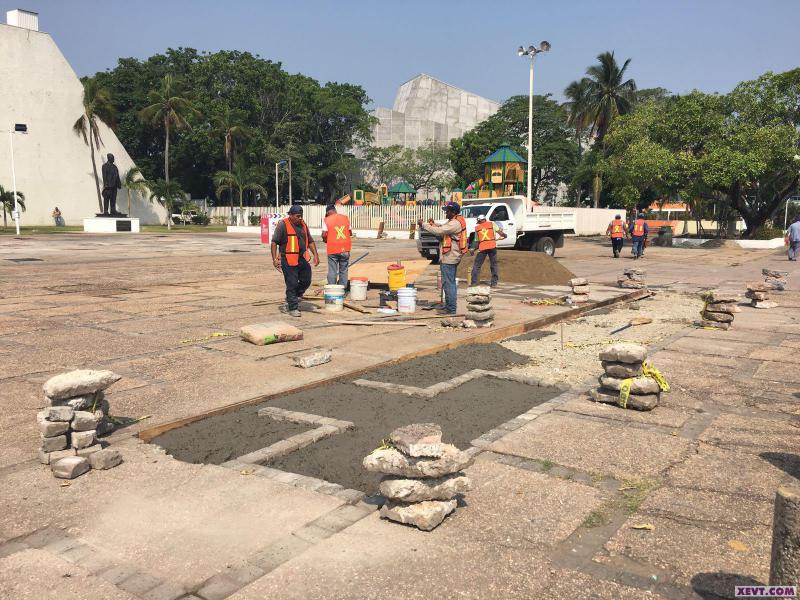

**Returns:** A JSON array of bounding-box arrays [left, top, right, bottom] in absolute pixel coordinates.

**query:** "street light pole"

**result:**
[[288, 159, 292, 205], [275, 161, 280, 209], [518, 42, 550, 206], [9, 128, 19, 235]]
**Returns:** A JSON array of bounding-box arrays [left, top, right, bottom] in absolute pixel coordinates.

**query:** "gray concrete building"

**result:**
[[372, 74, 500, 149]]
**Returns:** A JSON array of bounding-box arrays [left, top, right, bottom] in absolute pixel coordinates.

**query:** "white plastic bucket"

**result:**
[[323, 284, 345, 312], [349, 279, 368, 301], [397, 287, 417, 313]]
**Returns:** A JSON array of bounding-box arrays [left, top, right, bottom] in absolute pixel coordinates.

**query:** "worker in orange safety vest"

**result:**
[[270, 205, 320, 317], [605, 214, 628, 258], [629, 213, 649, 260], [417, 202, 466, 315], [470, 214, 507, 286], [321, 204, 352, 286]]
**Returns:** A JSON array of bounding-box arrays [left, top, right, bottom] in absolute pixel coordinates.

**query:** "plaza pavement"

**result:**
[[0, 232, 797, 599]]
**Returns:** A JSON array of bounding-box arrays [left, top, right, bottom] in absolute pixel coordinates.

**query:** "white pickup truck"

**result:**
[[416, 196, 576, 261]]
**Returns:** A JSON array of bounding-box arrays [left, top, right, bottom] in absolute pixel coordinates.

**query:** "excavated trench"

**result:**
[[151, 342, 560, 492]]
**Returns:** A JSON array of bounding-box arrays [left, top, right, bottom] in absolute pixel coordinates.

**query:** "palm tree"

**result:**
[[73, 78, 116, 213], [209, 107, 252, 216], [564, 78, 594, 205], [0, 184, 25, 229], [148, 179, 185, 230], [213, 159, 267, 225], [566, 51, 637, 206], [121, 166, 150, 217], [139, 75, 200, 187]]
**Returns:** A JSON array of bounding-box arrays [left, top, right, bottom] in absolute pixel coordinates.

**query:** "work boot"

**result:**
[[289, 309, 301, 318]]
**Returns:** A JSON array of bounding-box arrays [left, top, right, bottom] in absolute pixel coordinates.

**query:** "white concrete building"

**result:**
[[372, 74, 500, 149], [0, 11, 166, 226]]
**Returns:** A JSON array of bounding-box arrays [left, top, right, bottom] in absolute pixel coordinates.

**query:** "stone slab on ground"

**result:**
[[88, 449, 122, 470], [556, 397, 690, 428], [380, 474, 469, 502], [363, 445, 473, 478], [380, 499, 457, 531], [388, 423, 443, 458], [698, 413, 800, 455], [291, 349, 332, 369], [489, 413, 692, 480], [43, 369, 121, 401], [51, 457, 90, 479], [598, 343, 647, 364], [590, 388, 659, 411]]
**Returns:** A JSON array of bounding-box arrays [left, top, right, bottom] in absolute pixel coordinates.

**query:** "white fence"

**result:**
[[209, 205, 630, 235]]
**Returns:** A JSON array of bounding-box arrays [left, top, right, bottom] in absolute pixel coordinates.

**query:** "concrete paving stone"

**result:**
[[556, 397, 691, 428], [42, 535, 84, 556], [0, 540, 28, 559], [638, 486, 773, 528], [0, 548, 138, 599], [666, 443, 794, 499], [247, 535, 313, 572], [22, 527, 69, 549], [293, 523, 337, 544], [542, 568, 671, 599], [489, 413, 692, 480], [223, 562, 266, 587], [754, 359, 800, 384], [98, 563, 141, 585], [699, 413, 800, 454], [117, 570, 165, 596], [57, 542, 97, 565], [196, 573, 242, 600], [141, 580, 190, 600]]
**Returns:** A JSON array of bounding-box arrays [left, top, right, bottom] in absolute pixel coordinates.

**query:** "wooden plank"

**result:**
[[326, 320, 428, 327], [137, 288, 649, 442]]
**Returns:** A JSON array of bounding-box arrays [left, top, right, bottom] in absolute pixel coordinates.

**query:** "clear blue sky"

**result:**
[[4, 0, 798, 107]]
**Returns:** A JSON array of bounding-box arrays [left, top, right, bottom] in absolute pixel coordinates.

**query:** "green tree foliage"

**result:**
[[73, 79, 116, 212], [121, 166, 150, 217], [602, 69, 800, 236], [361, 145, 404, 189], [213, 159, 268, 214], [92, 49, 373, 202], [0, 184, 25, 229], [397, 142, 453, 198], [148, 179, 186, 229], [449, 95, 577, 201]]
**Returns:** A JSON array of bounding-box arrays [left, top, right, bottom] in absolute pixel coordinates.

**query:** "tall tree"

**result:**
[[121, 166, 150, 217], [73, 79, 116, 212], [397, 142, 452, 198], [148, 179, 185, 230], [208, 106, 252, 209], [213, 159, 268, 224], [139, 75, 200, 187], [0, 184, 25, 229]]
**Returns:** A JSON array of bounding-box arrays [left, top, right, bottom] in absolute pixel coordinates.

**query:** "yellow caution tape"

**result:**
[[642, 362, 670, 392], [618, 378, 632, 408], [180, 332, 234, 344], [372, 437, 394, 453]]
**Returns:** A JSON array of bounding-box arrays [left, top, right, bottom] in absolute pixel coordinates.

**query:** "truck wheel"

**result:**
[[536, 236, 556, 256]]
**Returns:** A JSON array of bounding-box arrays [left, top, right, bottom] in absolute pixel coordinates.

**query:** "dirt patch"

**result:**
[[151, 405, 309, 465], [361, 343, 529, 387], [501, 290, 704, 387], [457, 251, 575, 286], [269, 378, 559, 492], [507, 330, 556, 342]]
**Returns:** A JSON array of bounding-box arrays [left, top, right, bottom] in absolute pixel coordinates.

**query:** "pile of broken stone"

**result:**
[[38, 369, 123, 479], [745, 282, 777, 309], [700, 291, 741, 330], [618, 268, 647, 289], [589, 343, 660, 411], [463, 285, 494, 328], [568, 277, 590, 304], [763, 268, 789, 291], [363, 423, 472, 531]]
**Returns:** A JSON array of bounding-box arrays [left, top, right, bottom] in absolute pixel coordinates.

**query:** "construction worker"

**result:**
[[270, 205, 320, 317], [418, 201, 467, 315], [470, 214, 507, 287], [605, 214, 627, 258], [321, 205, 352, 286], [629, 213, 649, 260]]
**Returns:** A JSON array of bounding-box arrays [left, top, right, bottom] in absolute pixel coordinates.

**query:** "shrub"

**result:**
[[249, 213, 260, 226], [752, 226, 784, 240], [196, 211, 210, 226]]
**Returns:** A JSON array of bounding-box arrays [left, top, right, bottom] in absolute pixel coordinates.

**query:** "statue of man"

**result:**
[[101, 153, 122, 215]]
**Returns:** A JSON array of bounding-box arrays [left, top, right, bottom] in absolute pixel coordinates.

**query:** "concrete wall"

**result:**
[[0, 24, 166, 226]]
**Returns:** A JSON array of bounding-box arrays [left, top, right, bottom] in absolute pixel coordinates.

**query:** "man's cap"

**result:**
[[444, 201, 461, 213], [288, 205, 303, 215], [615, 214, 621, 219], [477, 214, 487, 221], [325, 204, 337, 213]]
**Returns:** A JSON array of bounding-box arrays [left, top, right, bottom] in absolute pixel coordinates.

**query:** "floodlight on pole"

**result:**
[[275, 160, 287, 209], [7, 123, 27, 235], [517, 42, 550, 205]]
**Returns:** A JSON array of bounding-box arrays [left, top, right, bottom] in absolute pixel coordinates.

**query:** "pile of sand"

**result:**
[[458, 251, 575, 286]]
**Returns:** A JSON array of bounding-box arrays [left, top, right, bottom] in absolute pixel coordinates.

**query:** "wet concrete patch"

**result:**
[[507, 330, 557, 342], [361, 343, 528, 388], [268, 378, 559, 492], [152, 405, 310, 465]]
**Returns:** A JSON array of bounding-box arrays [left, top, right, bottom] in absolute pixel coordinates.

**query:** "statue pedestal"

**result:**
[[83, 217, 140, 233]]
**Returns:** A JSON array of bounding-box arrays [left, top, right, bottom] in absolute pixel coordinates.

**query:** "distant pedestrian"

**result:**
[[270, 205, 320, 317], [470, 214, 506, 287], [629, 213, 649, 259], [788, 216, 800, 261], [51, 207, 63, 226], [418, 201, 467, 315], [321, 204, 352, 286], [605, 214, 627, 258]]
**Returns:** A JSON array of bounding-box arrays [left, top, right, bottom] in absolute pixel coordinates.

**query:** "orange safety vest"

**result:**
[[475, 221, 497, 251], [283, 218, 309, 266], [441, 215, 468, 255], [324, 213, 351, 255], [610, 219, 624, 239], [632, 219, 646, 237]]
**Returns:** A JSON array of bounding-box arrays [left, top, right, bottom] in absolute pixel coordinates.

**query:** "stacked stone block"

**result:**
[[618, 268, 647, 289], [568, 277, 591, 304], [700, 291, 741, 330], [463, 285, 494, 328], [590, 343, 660, 411], [745, 282, 777, 309], [363, 423, 472, 531], [763, 268, 789, 291], [38, 369, 123, 479]]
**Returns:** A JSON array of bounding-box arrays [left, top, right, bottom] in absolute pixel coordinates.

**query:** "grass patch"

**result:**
[[0, 226, 83, 235], [582, 507, 611, 528], [539, 460, 554, 472], [581, 478, 660, 530], [141, 225, 227, 233]]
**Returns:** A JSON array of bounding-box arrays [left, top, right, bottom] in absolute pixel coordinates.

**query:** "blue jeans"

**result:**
[[440, 263, 458, 314], [789, 241, 799, 261], [327, 252, 349, 285], [632, 237, 645, 258]]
